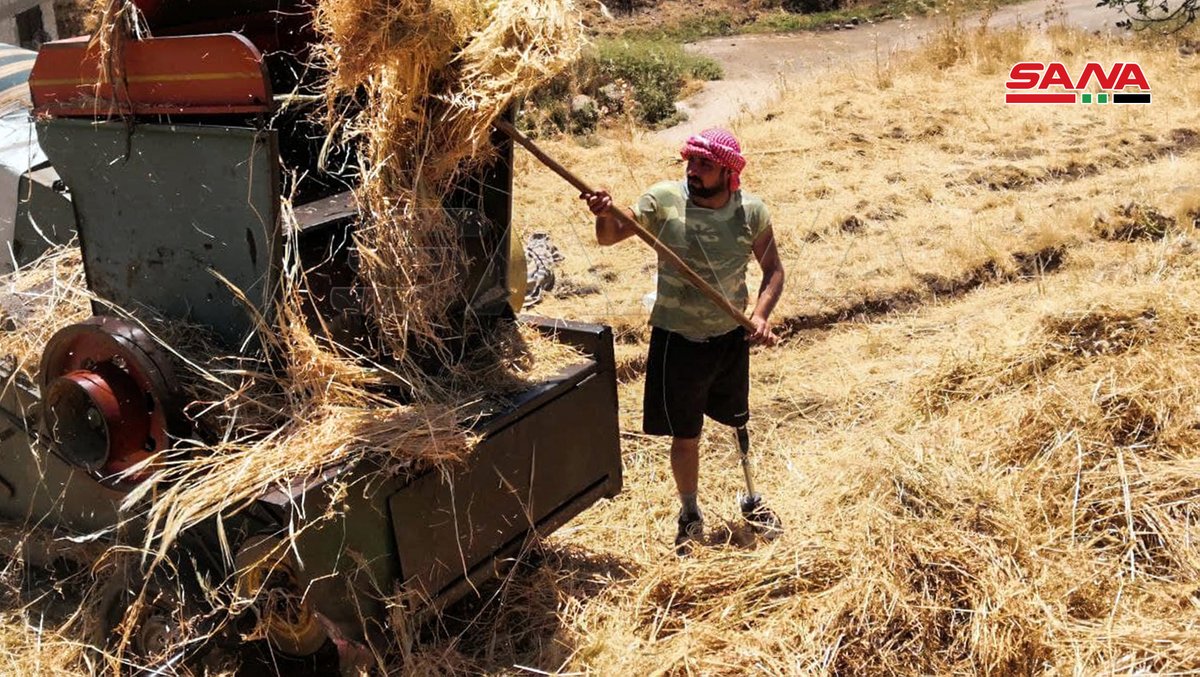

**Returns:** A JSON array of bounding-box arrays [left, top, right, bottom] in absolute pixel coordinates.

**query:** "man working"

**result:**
[[581, 128, 785, 553]]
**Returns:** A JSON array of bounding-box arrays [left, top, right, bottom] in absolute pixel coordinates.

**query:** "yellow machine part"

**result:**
[[507, 229, 528, 314], [234, 534, 327, 657]]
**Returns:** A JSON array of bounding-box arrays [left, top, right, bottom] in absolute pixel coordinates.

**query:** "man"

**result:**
[[581, 127, 785, 553]]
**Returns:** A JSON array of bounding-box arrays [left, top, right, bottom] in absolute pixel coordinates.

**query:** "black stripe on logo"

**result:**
[[1112, 92, 1151, 104]]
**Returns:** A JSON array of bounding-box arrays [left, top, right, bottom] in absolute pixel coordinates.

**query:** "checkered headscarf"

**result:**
[[680, 128, 746, 192]]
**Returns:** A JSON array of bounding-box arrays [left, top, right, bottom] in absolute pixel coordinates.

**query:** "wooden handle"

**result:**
[[494, 118, 756, 334]]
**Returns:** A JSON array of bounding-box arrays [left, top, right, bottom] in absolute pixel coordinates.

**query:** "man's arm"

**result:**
[[749, 227, 784, 345], [582, 190, 639, 246]]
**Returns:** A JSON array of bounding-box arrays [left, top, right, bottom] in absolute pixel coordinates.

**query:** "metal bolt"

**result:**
[[138, 615, 173, 657], [85, 407, 103, 430], [112, 355, 127, 370]]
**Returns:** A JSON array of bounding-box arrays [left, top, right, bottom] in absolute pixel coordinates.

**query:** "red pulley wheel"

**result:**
[[38, 317, 185, 489]]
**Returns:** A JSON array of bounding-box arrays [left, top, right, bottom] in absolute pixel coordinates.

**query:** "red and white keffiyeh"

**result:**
[[680, 128, 747, 191]]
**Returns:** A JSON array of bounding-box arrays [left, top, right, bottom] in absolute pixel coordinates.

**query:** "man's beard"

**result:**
[[687, 177, 723, 199]]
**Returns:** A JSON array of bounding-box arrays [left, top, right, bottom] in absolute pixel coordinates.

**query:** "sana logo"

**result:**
[[1005, 62, 1151, 104]]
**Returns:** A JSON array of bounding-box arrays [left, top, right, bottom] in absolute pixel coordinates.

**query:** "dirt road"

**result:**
[[660, 0, 1128, 142]]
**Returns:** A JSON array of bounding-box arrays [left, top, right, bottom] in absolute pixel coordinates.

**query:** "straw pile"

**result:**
[[0, 246, 89, 377], [118, 229, 586, 566], [311, 0, 583, 372]]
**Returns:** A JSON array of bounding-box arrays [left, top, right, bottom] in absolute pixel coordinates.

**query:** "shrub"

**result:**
[[521, 38, 723, 133], [593, 39, 723, 125], [782, 0, 847, 13], [686, 53, 724, 81]]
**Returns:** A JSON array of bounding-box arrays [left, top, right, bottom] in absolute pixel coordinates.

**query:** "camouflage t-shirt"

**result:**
[[631, 181, 771, 340]]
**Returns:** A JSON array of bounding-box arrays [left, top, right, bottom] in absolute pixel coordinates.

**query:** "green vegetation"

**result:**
[[594, 38, 722, 123], [624, 13, 743, 43], [746, 1, 924, 33], [617, 0, 1025, 43], [522, 38, 723, 135]]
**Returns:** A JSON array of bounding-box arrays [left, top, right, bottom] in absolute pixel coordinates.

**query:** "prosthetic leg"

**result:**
[[735, 426, 782, 538]]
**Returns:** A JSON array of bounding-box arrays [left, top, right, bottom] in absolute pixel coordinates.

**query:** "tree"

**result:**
[[1096, 0, 1198, 31]]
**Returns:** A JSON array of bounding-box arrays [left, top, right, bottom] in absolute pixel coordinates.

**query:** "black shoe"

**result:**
[[675, 511, 704, 555], [740, 494, 782, 539]]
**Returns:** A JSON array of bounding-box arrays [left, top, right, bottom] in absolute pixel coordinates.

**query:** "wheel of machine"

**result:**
[[234, 534, 328, 657], [93, 558, 206, 672], [38, 316, 185, 488]]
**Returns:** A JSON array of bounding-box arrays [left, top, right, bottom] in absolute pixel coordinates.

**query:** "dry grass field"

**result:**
[[4, 16, 1200, 677], [471, 21, 1200, 676]]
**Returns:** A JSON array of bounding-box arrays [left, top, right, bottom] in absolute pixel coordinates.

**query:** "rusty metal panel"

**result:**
[[387, 361, 622, 601], [35, 119, 281, 348]]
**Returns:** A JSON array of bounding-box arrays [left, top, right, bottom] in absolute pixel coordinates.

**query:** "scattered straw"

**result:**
[[312, 0, 583, 369], [0, 245, 90, 378]]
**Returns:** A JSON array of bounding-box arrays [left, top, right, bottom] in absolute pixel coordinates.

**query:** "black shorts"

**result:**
[[643, 326, 750, 438]]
